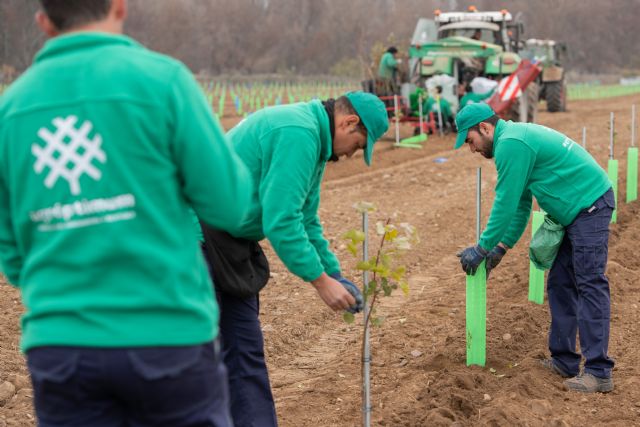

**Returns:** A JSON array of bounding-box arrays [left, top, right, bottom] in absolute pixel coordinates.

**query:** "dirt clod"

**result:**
[[0, 383, 15, 406]]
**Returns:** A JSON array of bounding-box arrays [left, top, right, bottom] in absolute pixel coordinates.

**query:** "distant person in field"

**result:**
[[199, 92, 389, 426], [377, 46, 401, 95], [455, 103, 615, 394], [425, 86, 455, 133], [0, 0, 253, 425], [457, 83, 495, 111]]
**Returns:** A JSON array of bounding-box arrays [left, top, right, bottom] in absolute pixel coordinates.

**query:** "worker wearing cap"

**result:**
[[455, 103, 615, 394], [425, 86, 455, 132], [201, 92, 389, 426]]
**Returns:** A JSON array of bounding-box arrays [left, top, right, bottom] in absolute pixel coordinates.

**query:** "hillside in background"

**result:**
[[1, 0, 639, 78]]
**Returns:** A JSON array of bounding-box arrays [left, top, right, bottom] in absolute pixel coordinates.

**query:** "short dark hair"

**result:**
[[39, 0, 112, 31], [335, 96, 367, 135], [468, 114, 500, 133], [387, 46, 398, 54], [335, 96, 356, 115]]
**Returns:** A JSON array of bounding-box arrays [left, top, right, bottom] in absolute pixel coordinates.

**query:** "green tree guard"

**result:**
[[627, 147, 638, 203], [528, 210, 545, 304], [466, 261, 486, 367]]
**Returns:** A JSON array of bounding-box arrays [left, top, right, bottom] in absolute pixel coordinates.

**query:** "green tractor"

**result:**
[[522, 39, 568, 112], [408, 8, 539, 123]]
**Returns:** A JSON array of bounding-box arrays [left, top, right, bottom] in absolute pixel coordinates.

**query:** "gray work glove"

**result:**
[[329, 273, 364, 314], [485, 246, 507, 277], [457, 245, 489, 275]]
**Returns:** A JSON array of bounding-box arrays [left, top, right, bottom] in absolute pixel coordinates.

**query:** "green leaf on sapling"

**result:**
[[373, 264, 390, 277], [381, 278, 392, 296], [356, 261, 373, 271], [391, 266, 407, 281], [343, 229, 365, 244], [343, 312, 355, 324], [394, 236, 412, 250], [400, 280, 410, 296], [347, 242, 358, 256], [353, 201, 376, 213], [384, 228, 398, 241], [371, 316, 386, 327], [366, 280, 378, 297]]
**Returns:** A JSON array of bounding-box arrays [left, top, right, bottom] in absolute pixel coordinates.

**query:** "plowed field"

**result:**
[[2, 94, 639, 427]]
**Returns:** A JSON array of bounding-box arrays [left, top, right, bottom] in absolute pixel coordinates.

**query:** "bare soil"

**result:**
[[2, 94, 640, 426]]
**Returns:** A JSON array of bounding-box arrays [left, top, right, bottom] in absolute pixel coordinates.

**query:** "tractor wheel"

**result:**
[[546, 80, 566, 112]]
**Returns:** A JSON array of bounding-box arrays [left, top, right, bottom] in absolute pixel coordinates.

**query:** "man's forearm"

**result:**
[[497, 242, 511, 250]]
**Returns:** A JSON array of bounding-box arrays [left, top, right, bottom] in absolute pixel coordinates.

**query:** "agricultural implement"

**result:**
[[522, 38, 568, 112], [408, 7, 541, 123]]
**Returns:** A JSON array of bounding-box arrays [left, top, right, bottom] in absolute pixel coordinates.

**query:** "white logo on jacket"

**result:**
[[562, 137, 575, 151], [32, 116, 106, 195]]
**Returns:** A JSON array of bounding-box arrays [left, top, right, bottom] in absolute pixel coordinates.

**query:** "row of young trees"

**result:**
[[1, 0, 638, 78]]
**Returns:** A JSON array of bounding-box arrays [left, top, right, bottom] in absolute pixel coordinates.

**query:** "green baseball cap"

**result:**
[[345, 91, 389, 165], [454, 103, 496, 149]]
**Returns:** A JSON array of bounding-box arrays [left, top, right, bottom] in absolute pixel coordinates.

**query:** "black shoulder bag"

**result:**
[[200, 222, 270, 299]]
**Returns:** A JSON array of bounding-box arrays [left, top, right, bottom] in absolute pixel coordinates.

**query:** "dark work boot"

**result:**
[[564, 373, 614, 393], [539, 358, 571, 378]]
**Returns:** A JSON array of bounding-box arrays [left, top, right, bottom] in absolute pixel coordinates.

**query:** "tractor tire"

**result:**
[[546, 81, 566, 112], [507, 81, 539, 123]]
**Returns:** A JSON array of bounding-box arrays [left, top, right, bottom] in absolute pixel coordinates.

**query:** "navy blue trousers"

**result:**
[[27, 341, 233, 427], [215, 288, 278, 427], [547, 188, 616, 379], [200, 244, 277, 427]]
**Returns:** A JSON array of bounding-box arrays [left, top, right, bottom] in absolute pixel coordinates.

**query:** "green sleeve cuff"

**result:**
[[299, 263, 325, 283]]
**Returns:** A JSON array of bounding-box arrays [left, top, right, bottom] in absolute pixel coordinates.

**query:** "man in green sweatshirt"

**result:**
[[201, 92, 388, 426], [377, 46, 401, 96], [458, 84, 495, 110], [424, 86, 455, 133], [0, 0, 251, 425], [378, 47, 400, 79], [454, 103, 615, 393]]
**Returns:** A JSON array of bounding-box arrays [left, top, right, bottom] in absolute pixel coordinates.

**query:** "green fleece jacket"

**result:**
[[425, 96, 453, 122], [0, 33, 252, 351], [459, 89, 494, 109], [378, 52, 398, 79], [226, 100, 340, 282], [479, 120, 611, 250]]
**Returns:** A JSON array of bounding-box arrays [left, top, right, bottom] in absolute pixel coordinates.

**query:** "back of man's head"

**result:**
[[334, 96, 357, 116], [39, 0, 113, 32]]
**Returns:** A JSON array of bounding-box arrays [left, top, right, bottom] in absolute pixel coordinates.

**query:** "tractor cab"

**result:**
[[437, 21, 503, 46], [407, 7, 539, 123], [522, 39, 568, 112], [409, 8, 525, 88], [522, 39, 567, 67]]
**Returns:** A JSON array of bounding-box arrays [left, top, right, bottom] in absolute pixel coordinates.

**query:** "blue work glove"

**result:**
[[329, 273, 364, 314], [485, 246, 507, 277], [457, 245, 489, 275]]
